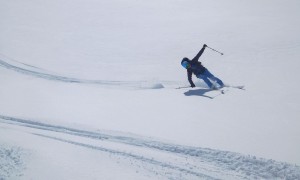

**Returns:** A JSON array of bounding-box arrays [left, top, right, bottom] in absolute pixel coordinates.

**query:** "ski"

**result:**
[[224, 85, 245, 90], [175, 86, 191, 89], [176, 86, 229, 94]]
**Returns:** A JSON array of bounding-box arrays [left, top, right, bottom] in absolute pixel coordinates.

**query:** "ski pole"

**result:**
[[207, 46, 224, 55]]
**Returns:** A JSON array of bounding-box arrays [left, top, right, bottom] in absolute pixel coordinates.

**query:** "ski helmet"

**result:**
[[181, 58, 190, 69]]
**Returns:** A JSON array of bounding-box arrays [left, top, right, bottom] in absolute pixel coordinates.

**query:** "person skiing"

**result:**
[[181, 44, 224, 89]]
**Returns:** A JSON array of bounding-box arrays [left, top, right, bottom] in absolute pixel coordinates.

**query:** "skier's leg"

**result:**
[[197, 74, 213, 88], [212, 76, 224, 87], [204, 69, 224, 87]]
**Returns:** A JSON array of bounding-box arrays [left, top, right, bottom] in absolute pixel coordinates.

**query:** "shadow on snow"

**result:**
[[184, 89, 215, 99]]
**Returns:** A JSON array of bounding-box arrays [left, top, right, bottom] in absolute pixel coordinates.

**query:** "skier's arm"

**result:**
[[191, 44, 207, 62], [187, 70, 195, 87]]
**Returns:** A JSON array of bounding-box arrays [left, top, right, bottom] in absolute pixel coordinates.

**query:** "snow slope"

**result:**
[[1, 115, 300, 179], [1, 0, 300, 179]]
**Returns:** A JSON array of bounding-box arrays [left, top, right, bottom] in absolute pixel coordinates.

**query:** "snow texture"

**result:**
[[1, 115, 300, 179], [1, 0, 300, 179], [0, 144, 27, 179]]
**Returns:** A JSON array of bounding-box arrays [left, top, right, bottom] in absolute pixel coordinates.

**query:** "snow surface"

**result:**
[[1, 0, 300, 179]]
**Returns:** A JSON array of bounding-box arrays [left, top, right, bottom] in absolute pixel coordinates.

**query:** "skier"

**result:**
[[181, 44, 224, 89]]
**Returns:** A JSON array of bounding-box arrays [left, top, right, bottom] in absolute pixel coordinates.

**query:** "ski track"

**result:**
[[0, 55, 179, 89], [32, 133, 215, 180], [1, 115, 299, 180]]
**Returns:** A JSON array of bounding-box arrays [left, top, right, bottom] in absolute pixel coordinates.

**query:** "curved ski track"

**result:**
[[1, 115, 299, 180], [0, 55, 178, 89]]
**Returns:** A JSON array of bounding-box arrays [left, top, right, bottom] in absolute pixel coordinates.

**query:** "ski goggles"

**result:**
[[181, 61, 191, 69]]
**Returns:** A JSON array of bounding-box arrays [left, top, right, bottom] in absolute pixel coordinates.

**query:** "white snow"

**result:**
[[1, 0, 300, 179]]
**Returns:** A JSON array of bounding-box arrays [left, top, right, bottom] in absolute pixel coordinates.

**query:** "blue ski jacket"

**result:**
[[184, 47, 207, 87]]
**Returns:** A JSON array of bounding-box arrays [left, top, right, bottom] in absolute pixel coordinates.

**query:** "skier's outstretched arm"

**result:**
[[187, 70, 195, 87], [192, 44, 207, 62]]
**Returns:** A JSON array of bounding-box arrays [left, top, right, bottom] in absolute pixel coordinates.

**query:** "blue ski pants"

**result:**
[[196, 69, 224, 88]]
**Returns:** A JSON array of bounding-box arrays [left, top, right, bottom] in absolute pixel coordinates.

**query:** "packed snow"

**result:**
[[1, 0, 300, 179]]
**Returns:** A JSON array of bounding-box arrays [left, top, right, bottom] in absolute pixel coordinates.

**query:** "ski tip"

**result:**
[[224, 84, 245, 90], [238, 86, 245, 90]]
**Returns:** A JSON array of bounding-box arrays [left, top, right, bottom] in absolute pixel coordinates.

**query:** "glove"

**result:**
[[191, 84, 196, 88], [203, 44, 207, 48]]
